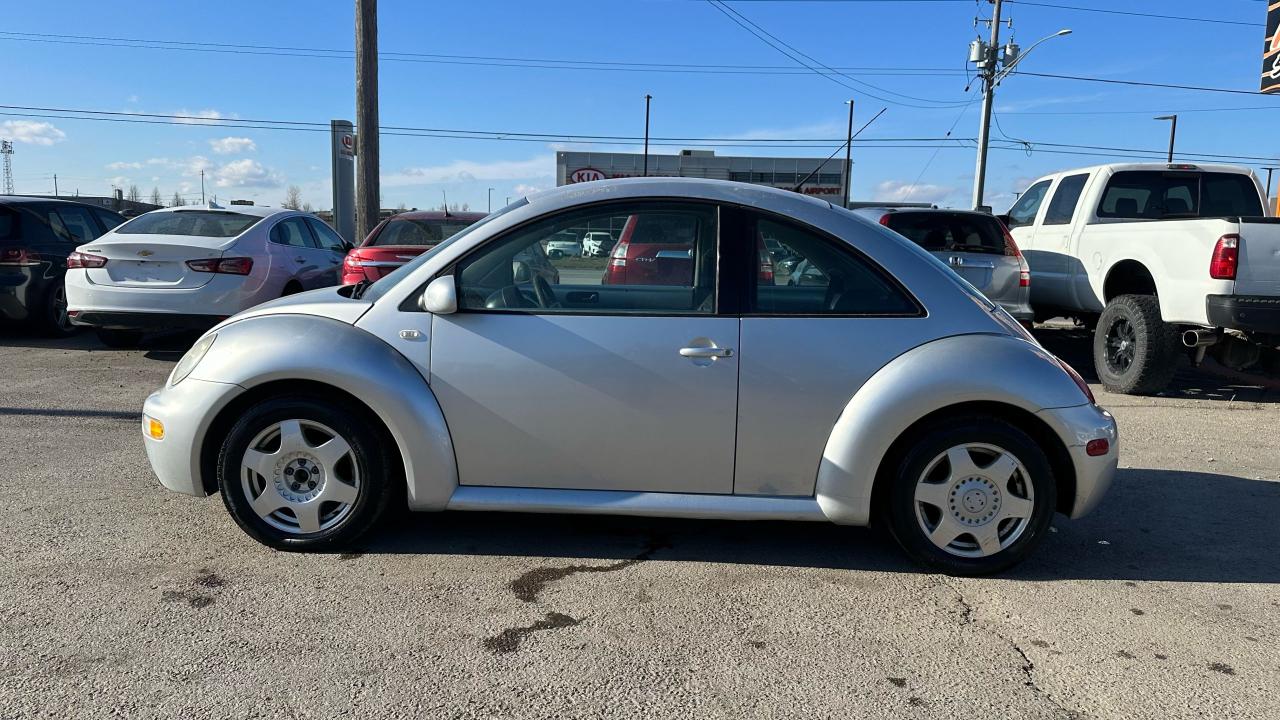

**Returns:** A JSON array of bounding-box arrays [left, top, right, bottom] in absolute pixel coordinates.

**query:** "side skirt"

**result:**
[[445, 486, 830, 522]]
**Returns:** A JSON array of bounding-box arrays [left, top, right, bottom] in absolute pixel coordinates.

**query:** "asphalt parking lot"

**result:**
[[0, 324, 1277, 719]]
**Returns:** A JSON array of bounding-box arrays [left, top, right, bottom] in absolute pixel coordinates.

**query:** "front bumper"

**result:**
[[1036, 402, 1119, 519], [1206, 295, 1280, 335], [142, 377, 245, 497]]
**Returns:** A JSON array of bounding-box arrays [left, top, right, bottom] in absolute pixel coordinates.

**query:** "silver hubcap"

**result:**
[[240, 419, 360, 535], [913, 443, 1035, 558]]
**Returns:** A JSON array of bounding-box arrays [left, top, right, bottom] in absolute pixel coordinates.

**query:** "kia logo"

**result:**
[[569, 168, 605, 184]]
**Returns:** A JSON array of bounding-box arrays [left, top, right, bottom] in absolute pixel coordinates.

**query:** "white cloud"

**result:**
[[387, 155, 553, 187], [213, 158, 283, 188], [513, 183, 548, 195], [1, 120, 67, 146], [209, 136, 256, 155], [106, 161, 143, 170], [173, 108, 229, 126], [872, 180, 959, 205]]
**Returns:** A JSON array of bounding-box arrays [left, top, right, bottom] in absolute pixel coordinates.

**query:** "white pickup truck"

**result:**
[[1003, 162, 1280, 394]]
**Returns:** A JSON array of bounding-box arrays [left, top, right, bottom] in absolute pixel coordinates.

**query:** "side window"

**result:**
[[1098, 171, 1201, 220], [307, 217, 348, 252], [755, 216, 918, 316], [456, 201, 717, 315], [1042, 173, 1089, 226], [1007, 180, 1052, 229], [270, 218, 315, 248], [94, 210, 125, 232], [54, 207, 103, 242], [47, 211, 72, 241]]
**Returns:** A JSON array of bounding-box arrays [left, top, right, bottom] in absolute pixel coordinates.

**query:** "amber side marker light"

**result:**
[[144, 416, 165, 441]]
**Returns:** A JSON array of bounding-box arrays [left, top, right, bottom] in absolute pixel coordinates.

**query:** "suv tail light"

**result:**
[[66, 251, 106, 269], [0, 248, 40, 266], [1209, 234, 1239, 280], [878, 213, 892, 227], [1056, 356, 1095, 404], [186, 257, 254, 275]]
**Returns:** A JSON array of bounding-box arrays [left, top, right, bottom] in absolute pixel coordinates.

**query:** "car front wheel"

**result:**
[[217, 395, 396, 551], [885, 415, 1056, 576]]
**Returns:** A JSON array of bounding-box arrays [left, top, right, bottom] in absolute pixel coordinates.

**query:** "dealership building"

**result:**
[[556, 150, 848, 202]]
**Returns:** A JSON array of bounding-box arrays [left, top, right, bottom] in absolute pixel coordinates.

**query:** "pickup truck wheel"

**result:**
[[1093, 294, 1178, 395]]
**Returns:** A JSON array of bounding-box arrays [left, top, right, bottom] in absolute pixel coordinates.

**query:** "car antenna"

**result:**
[[793, 107, 887, 193]]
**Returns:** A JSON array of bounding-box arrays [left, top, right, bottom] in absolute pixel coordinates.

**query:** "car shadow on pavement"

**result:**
[[362, 469, 1279, 584], [0, 326, 194, 359]]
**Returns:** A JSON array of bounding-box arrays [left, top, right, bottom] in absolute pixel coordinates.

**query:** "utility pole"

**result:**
[[53, 174, 58, 197], [1263, 166, 1280, 215], [1155, 115, 1177, 163], [200, 169, 206, 204], [971, 0, 1004, 211], [0, 140, 14, 195], [356, 0, 381, 242], [643, 94, 652, 177], [843, 100, 854, 209]]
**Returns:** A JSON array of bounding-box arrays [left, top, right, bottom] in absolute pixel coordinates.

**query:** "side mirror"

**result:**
[[420, 275, 458, 315]]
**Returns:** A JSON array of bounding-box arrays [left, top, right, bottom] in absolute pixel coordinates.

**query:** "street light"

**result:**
[[994, 29, 1072, 85], [1154, 115, 1177, 163]]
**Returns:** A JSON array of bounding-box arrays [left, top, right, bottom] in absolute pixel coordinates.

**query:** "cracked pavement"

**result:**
[[0, 326, 1277, 719]]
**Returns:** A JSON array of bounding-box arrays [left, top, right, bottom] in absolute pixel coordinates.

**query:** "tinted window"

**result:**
[[884, 212, 1006, 255], [270, 218, 315, 248], [1007, 180, 1052, 229], [1098, 171, 1264, 220], [1043, 173, 1089, 225], [116, 210, 262, 237], [94, 209, 125, 231], [307, 217, 348, 252], [755, 216, 918, 315], [53, 206, 102, 242], [370, 218, 475, 247], [456, 201, 716, 315], [0, 206, 18, 240], [1202, 174, 1264, 217]]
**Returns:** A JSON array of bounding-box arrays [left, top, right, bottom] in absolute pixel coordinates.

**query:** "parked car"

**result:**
[[581, 231, 615, 257], [65, 203, 350, 347], [545, 233, 582, 258], [854, 207, 1033, 325], [341, 211, 486, 285], [140, 178, 1116, 575], [0, 197, 125, 336], [1005, 162, 1280, 394]]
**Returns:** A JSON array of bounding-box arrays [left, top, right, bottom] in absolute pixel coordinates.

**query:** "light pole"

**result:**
[[1155, 115, 1177, 163], [970, 5, 1071, 210], [488, 187, 494, 213], [843, 100, 854, 209], [643, 94, 652, 177]]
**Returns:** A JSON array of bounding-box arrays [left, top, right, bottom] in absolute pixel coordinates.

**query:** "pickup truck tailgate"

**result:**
[[1237, 219, 1280, 296]]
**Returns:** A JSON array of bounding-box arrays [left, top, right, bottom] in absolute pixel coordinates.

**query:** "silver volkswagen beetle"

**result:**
[[142, 178, 1117, 575]]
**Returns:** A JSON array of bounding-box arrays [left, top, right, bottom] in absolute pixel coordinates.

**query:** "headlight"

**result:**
[[168, 333, 217, 387]]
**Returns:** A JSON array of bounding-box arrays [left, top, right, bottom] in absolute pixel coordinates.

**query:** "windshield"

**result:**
[[368, 218, 478, 247], [362, 198, 530, 303], [114, 210, 263, 238]]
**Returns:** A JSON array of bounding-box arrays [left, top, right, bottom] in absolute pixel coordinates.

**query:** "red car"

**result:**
[[342, 211, 487, 284], [602, 212, 773, 286]]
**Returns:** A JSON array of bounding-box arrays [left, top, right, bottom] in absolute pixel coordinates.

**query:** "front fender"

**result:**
[[190, 313, 457, 510], [815, 333, 1087, 525]]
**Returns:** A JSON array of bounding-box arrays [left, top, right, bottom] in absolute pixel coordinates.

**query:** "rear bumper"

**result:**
[[0, 268, 51, 323], [1206, 295, 1280, 334], [143, 377, 245, 497], [1036, 402, 1119, 519], [70, 310, 224, 331]]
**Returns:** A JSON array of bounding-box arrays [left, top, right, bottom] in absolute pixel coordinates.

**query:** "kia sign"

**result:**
[[568, 167, 605, 184], [1263, 3, 1280, 93], [330, 119, 356, 244]]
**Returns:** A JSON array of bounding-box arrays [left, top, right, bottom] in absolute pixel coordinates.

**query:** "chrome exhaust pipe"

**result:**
[[1183, 329, 1219, 348]]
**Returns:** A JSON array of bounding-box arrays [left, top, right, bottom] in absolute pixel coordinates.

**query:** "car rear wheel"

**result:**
[[95, 329, 143, 348], [884, 415, 1056, 576], [1093, 294, 1178, 395], [217, 395, 396, 551], [41, 281, 78, 337]]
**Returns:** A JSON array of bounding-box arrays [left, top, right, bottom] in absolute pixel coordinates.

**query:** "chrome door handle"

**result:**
[[679, 346, 733, 359]]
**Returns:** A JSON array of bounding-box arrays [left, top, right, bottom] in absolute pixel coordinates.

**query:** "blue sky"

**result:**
[[3, 0, 1276, 212]]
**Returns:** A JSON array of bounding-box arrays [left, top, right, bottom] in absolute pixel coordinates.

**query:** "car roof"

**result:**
[[0, 196, 124, 211], [1032, 162, 1256, 184], [856, 206, 993, 218], [388, 210, 488, 222], [524, 177, 835, 214], [140, 203, 295, 218]]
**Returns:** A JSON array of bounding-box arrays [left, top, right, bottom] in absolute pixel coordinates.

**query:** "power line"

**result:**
[[1005, 1, 1262, 27], [1020, 71, 1279, 97]]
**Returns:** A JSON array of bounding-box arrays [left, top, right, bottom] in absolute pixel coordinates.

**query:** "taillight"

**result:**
[[878, 214, 892, 227], [1209, 234, 1239, 280], [66, 251, 106, 269], [343, 253, 363, 268], [0, 248, 40, 266], [1056, 356, 1095, 404], [186, 257, 254, 275], [759, 250, 774, 283]]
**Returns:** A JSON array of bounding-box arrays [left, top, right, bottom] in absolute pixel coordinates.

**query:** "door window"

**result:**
[[53, 207, 102, 242], [1042, 173, 1089, 225], [306, 217, 348, 252], [270, 217, 316, 248], [754, 216, 919, 316], [455, 201, 717, 315], [1007, 180, 1052, 229]]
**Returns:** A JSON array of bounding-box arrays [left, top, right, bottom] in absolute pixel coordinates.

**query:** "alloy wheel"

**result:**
[[240, 419, 361, 535], [912, 443, 1035, 558], [1104, 317, 1137, 374]]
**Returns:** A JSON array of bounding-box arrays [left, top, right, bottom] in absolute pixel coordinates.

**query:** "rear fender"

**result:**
[[816, 333, 1087, 525], [190, 313, 457, 510]]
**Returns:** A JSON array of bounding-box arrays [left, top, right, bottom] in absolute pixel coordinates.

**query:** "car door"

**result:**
[[1032, 172, 1091, 308], [269, 216, 323, 288], [305, 217, 349, 288], [1004, 179, 1053, 304], [429, 199, 738, 494], [736, 210, 934, 497]]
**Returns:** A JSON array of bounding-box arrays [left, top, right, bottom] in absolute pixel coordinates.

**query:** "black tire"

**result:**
[[1092, 294, 1179, 395], [95, 328, 143, 349], [883, 415, 1057, 576], [217, 395, 397, 551], [40, 280, 78, 337]]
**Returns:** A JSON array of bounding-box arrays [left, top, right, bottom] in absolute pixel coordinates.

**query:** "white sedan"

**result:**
[[65, 203, 350, 347]]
